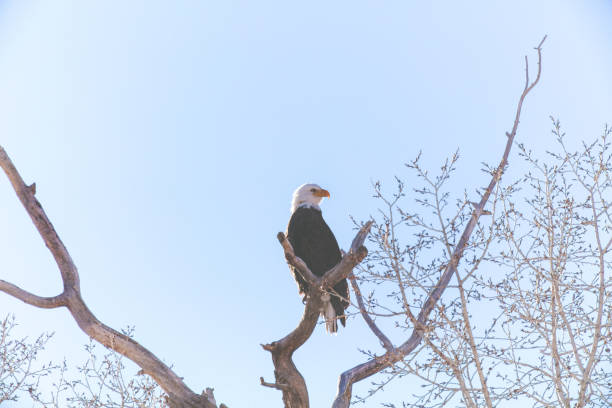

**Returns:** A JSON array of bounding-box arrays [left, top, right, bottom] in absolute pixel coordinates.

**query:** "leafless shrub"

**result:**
[[31, 327, 168, 408], [0, 314, 54, 404]]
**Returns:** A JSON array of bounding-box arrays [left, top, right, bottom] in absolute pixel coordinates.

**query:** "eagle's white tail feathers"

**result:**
[[320, 293, 338, 334]]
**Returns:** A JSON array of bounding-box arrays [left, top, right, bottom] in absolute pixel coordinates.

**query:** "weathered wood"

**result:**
[[0, 147, 222, 408], [263, 222, 373, 408]]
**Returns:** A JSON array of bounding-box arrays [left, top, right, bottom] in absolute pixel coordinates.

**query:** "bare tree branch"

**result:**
[[0, 281, 66, 309], [0, 147, 222, 408], [331, 36, 547, 408], [348, 273, 394, 353], [277, 232, 319, 286]]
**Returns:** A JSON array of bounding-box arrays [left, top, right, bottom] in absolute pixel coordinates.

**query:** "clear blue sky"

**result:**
[[0, 1, 610, 407]]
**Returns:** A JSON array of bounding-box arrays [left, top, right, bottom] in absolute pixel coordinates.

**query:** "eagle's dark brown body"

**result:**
[[287, 206, 349, 328]]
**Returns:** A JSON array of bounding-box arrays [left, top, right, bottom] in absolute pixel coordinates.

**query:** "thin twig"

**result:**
[[348, 273, 394, 352]]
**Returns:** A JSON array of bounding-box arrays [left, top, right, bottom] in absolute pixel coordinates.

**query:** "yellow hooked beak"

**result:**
[[314, 188, 330, 198]]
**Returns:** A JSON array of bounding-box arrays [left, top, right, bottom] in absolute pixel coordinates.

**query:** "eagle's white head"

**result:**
[[290, 183, 330, 213]]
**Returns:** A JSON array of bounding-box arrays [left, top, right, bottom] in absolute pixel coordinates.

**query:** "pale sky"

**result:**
[[0, 1, 611, 407]]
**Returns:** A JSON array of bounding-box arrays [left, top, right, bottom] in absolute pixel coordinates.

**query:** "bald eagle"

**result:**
[[287, 183, 349, 333]]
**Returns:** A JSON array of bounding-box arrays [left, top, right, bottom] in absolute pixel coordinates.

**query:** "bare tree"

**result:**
[[486, 121, 612, 407], [348, 101, 610, 406], [0, 37, 546, 408]]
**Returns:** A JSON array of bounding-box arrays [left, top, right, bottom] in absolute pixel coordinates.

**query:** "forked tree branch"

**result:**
[[0, 147, 223, 408], [262, 222, 372, 408], [331, 36, 547, 408]]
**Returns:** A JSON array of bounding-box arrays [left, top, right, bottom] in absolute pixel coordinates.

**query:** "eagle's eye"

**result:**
[[310, 188, 316, 193]]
